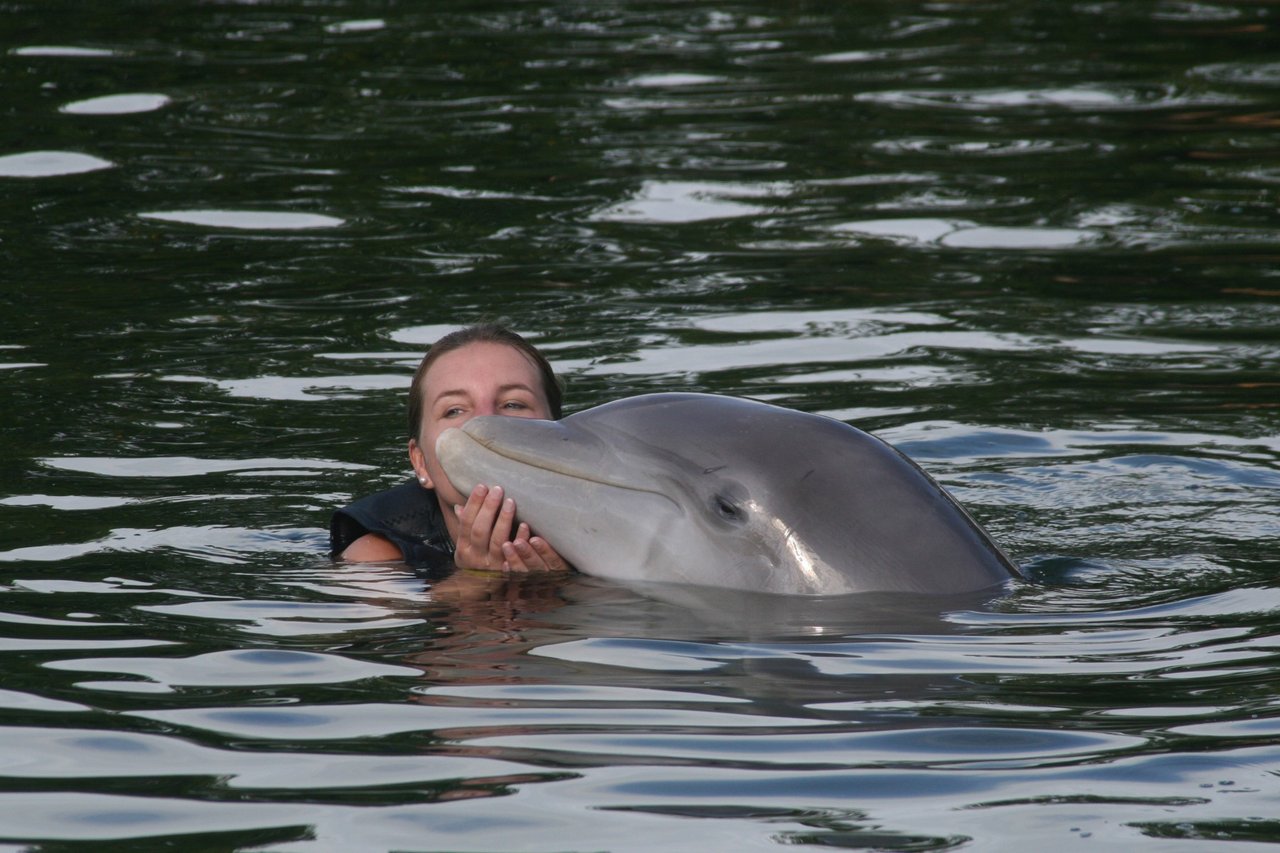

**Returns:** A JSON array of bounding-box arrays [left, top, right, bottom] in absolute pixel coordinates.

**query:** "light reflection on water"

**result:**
[[59, 93, 171, 116], [2, 0, 1279, 849], [0, 150, 115, 177]]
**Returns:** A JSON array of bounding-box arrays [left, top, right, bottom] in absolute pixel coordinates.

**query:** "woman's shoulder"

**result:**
[[330, 479, 451, 566], [337, 532, 405, 561]]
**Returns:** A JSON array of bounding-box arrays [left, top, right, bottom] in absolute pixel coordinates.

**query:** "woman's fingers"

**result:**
[[466, 486, 506, 564], [488, 496, 517, 564], [452, 485, 569, 574], [453, 484, 502, 569], [527, 536, 569, 572], [501, 540, 528, 572], [502, 532, 569, 574]]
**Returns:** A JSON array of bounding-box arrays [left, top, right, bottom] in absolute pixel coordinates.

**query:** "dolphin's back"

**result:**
[[789, 411, 1017, 592]]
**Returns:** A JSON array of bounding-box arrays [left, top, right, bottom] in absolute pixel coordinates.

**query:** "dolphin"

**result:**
[[436, 393, 1021, 596]]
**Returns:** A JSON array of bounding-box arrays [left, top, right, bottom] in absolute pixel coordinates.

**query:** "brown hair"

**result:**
[[407, 323, 563, 439]]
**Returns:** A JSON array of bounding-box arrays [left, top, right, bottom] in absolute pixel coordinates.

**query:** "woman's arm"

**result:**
[[339, 532, 405, 562]]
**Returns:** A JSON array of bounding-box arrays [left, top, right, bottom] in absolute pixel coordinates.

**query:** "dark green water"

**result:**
[[2, 1, 1279, 849]]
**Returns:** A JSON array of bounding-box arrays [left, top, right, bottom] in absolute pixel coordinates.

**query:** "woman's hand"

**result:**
[[452, 484, 570, 574]]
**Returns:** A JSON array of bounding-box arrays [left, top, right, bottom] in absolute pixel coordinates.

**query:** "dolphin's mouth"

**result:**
[[440, 424, 667, 497]]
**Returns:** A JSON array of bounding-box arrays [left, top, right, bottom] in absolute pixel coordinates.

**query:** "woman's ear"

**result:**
[[408, 438, 433, 489]]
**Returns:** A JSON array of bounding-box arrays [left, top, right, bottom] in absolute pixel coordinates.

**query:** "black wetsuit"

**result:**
[[329, 479, 455, 574]]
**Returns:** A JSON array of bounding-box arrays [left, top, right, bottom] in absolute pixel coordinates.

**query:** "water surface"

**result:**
[[1, 1, 1278, 850]]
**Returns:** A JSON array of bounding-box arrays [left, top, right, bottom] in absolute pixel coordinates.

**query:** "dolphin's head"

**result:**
[[437, 393, 1017, 596]]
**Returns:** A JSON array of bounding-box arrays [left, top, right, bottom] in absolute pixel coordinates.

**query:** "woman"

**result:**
[[331, 324, 569, 574]]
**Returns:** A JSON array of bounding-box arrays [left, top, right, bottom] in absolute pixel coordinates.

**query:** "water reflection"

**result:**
[[38, 455, 368, 477], [136, 597, 422, 637], [856, 85, 1242, 111], [591, 180, 785, 223], [1192, 61, 1280, 86], [59, 93, 171, 115], [3, 0, 1279, 848], [10, 46, 120, 57], [0, 150, 113, 177], [138, 210, 345, 230], [830, 218, 1102, 249], [323, 18, 386, 35]]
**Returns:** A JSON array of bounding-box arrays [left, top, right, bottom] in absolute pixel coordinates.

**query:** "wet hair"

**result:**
[[407, 323, 563, 439]]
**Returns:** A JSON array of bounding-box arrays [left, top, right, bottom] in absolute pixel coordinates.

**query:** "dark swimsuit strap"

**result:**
[[330, 478, 455, 575]]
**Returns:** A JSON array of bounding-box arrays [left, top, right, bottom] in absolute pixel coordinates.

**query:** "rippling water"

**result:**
[[2, 1, 1279, 849]]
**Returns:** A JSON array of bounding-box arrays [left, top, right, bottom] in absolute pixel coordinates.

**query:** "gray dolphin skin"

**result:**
[[436, 393, 1021, 596]]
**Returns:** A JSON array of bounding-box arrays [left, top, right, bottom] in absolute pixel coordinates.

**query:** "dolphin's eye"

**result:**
[[713, 495, 743, 523]]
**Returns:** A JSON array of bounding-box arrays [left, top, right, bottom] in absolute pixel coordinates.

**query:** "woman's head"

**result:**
[[407, 324, 562, 441], [407, 324, 562, 511]]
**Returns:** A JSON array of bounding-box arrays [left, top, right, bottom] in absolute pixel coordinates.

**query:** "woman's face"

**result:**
[[409, 341, 553, 511]]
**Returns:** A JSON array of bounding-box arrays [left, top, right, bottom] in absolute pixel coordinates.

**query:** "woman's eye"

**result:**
[[443, 407, 465, 418], [502, 400, 529, 411]]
